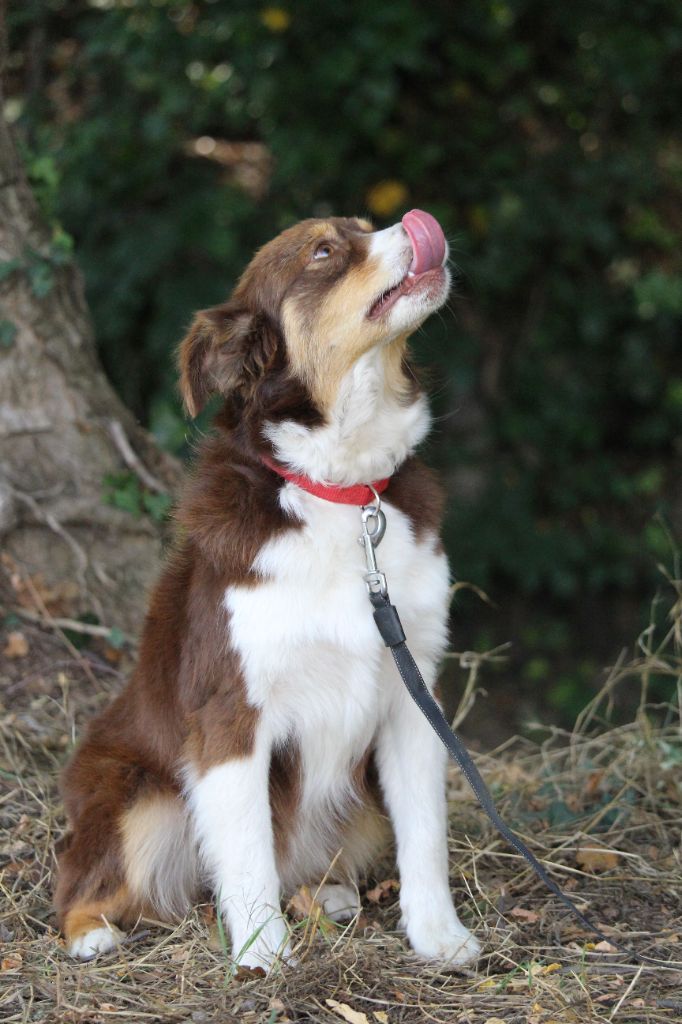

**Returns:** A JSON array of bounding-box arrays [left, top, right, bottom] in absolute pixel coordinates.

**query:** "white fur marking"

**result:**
[[375, 667, 481, 965], [187, 734, 291, 968], [68, 924, 124, 960], [265, 348, 431, 485], [316, 882, 360, 923]]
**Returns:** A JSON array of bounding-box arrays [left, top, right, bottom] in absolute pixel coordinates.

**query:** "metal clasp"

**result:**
[[358, 485, 387, 596]]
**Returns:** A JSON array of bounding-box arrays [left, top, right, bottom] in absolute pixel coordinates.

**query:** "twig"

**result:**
[[17, 572, 100, 688], [107, 418, 167, 494], [15, 607, 130, 643]]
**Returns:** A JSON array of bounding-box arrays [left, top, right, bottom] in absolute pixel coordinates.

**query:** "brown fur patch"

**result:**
[[383, 457, 446, 542], [270, 741, 303, 867], [62, 885, 137, 945]]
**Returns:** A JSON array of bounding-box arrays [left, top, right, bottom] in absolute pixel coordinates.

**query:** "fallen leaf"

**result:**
[[366, 878, 399, 903], [592, 939, 619, 953], [483, 1018, 507, 1024], [1, 954, 23, 971], [326, 999, 370, 1024], [585, 770, 605, 797], [5, 563, 79, 616], [233, 964, 266, 981], [373, 1013, 389, 1023], [509, 906, 540, 923], [576, 846, 620, 872], [103, 644, 122, 664], [287, 884, 321, 920], [4, 630, 28, 658]]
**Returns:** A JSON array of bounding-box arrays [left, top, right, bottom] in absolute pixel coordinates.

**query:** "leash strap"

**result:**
[[368, 583, 646, 963]]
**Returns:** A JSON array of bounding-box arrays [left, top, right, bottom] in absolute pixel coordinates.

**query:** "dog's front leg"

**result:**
[[376, 676, 481, 965], [188, 727, 290, 969]]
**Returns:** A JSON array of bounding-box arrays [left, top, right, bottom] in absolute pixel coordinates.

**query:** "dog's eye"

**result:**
[[312, 243, 333, 260]]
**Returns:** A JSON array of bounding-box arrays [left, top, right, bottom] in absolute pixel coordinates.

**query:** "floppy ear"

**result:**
[[178, 304, 281, 418]]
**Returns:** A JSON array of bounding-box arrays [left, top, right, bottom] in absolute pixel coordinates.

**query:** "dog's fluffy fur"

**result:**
[[55, 214, 481, 968]]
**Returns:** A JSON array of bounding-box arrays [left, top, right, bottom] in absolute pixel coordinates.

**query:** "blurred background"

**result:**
[[6, 0, 681, 738]]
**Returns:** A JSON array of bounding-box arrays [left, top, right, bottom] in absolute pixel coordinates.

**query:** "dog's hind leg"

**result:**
[[56, 731, 196, 959], [56, 802, 137, 959]]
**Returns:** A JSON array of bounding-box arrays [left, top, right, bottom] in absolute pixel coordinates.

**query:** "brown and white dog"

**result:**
[[55, 210, 481, 969]]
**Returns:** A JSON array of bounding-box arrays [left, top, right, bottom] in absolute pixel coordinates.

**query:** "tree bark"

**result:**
[[0, 3, 181, 635]]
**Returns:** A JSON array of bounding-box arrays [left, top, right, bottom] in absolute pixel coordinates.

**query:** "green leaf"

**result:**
[[27, 261, 55, 298], [141, 490, 172, 522], [0, 258, 22, 281], [0, 320, 17, 348], [103, 472, 142, 517], [108, 626, 126, 650], [50, 226, 75, 265]]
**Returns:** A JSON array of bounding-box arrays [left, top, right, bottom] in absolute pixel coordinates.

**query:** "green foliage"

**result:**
[[0, 320, 18, 348], [103, 472, 172, 522], [8, 1, 682, 681], [0, 258, 22, 282]]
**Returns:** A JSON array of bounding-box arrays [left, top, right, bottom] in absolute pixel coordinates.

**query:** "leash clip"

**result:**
[[359, 489, 387, 597]]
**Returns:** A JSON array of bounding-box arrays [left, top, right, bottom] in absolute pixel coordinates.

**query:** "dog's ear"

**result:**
[[178, 304, 282, 418]]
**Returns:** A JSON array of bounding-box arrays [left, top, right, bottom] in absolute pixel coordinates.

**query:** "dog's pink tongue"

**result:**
[[402, 209, 446, 275]]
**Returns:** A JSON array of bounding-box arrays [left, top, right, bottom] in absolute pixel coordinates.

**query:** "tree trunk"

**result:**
[[0, 4, 181, 636]]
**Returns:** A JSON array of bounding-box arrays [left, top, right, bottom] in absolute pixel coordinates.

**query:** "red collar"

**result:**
[[261, 455, 390, 506]]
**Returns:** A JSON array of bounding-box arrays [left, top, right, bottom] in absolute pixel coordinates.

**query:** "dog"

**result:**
[[55, 209, 481, 969]]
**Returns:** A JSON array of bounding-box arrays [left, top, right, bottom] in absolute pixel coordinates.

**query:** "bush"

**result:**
[[8, 1, 682, 696]]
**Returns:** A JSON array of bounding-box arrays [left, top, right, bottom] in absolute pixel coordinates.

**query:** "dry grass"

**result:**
[[1, 568, 681, 1023]]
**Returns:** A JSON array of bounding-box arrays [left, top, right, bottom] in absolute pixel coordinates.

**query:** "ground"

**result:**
[[1, 564, 681, 1024]]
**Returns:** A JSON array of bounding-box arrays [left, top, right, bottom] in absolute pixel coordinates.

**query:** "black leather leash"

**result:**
[[358, 498, 655, 966]]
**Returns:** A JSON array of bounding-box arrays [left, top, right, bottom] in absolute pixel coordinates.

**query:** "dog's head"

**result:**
[[179, 210, 449, 451]]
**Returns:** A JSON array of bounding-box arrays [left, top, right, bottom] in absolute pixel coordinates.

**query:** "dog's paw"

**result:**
[[232, 918, 293, 972], [316, 883, 360, 923], [68, 924, 124, 960], [407, 916, 481, 966]]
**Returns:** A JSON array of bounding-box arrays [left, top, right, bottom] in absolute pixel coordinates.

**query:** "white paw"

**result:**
[[68, 925, 124, 960], [316, 883, 360, 923], [232, 918, 293, 971], [407, 915, 481, 966]]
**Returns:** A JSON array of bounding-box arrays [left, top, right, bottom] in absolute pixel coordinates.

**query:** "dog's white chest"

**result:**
[[224, 483, 449, 814]]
